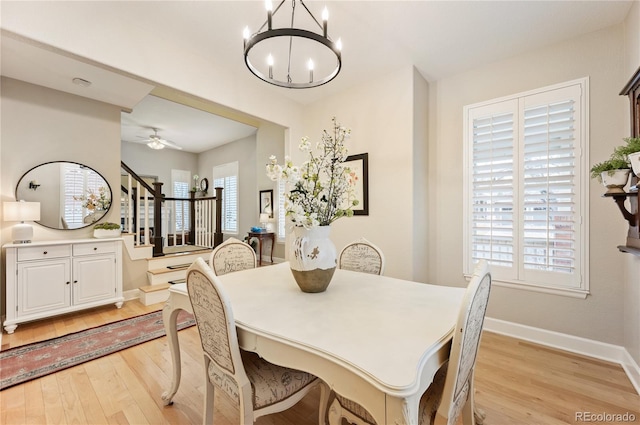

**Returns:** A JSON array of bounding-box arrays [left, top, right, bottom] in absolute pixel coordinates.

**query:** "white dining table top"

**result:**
[[192, 262, 466, 394]]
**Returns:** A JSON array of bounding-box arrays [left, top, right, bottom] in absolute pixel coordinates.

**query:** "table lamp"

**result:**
[[260, 213, 269, 229], [3, 200, 41, 243]]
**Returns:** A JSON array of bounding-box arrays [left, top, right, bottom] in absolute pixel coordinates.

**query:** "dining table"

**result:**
[[161, 262, 466, 425]]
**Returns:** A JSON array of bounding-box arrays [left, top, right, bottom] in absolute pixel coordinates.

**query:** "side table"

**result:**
[[247, 232, 275, 266]]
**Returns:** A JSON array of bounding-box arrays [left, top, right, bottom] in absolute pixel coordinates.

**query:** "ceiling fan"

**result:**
[[137, 128, 182, 150]]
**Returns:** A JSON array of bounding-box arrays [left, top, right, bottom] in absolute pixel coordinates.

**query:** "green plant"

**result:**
[[612, 137, 640, 159], [590, 158, 630, 182], [93, 222, 121, 230]]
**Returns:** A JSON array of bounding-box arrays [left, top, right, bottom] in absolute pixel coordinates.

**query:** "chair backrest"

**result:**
[[209, 237, 257, 276], [186, 257, 248, 384], [436, 260, 491, 424], [338, 237, 385, 275]]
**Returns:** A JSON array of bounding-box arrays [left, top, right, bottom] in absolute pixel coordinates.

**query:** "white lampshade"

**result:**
[[3, 201, 41, 244], [3, 201, 41, 222], [259, 213, 269, 224]]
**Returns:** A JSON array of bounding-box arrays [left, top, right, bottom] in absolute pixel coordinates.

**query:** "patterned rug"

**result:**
[[0, 310, 195, 391]]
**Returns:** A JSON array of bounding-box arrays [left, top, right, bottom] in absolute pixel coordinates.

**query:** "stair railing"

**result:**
[[121, 161, 223, 256]]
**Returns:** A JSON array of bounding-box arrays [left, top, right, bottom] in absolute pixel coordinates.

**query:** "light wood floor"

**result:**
[[1, 300, 638, 425]]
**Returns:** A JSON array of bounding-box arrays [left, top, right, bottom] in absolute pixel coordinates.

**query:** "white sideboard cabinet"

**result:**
[[3, 238, 124, 334]]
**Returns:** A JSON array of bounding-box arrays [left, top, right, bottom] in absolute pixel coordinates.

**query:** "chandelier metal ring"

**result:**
[[244, 28, 342, 89], [243, 0, 342, 89]]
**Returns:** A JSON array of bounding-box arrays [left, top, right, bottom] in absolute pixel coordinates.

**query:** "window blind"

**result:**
[[465, 79, 586, 295], [277, 179, 286, 239], [213, 162, 239, 233], [171, 170, 191, 232], [522, 99, 576, 275], [471, 111, 515, 269]]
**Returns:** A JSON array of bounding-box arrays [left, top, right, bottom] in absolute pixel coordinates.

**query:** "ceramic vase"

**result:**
[[601, 169, 630, 194], [289, 225, 337, 293], [93, 228, 121, 239], [629, 152, 640, 176]]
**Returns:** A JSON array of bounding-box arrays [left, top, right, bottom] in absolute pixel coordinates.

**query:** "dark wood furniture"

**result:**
[[611, 66, 640, 253], [248, 231, 275, 266]]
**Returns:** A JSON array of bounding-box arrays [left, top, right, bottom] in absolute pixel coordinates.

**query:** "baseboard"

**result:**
[[484, 317, 640, 395], [622, 349, 640, 395], [123, 289, 141, 301]]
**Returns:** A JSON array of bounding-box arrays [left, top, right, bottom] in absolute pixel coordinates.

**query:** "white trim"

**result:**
[[492, 279, 589, 299], [484, 317, 640, 395], [463, 77, 589, 293], [622, 349, 640, 396], [124, 288, 140, 301]]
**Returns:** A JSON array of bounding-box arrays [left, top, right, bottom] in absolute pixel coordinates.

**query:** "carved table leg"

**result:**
[[161, 300, 183, 406]]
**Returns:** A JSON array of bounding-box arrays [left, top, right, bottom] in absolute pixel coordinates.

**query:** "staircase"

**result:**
[[119, 160, 225, 306], [138, 248, 213, 305]]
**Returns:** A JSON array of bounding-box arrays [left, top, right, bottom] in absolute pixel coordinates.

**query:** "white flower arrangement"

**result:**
[[74, 186, 111, 211], [266, 117, 359, 228]]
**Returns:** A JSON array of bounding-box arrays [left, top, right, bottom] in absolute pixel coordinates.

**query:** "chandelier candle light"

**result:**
[[267, 118, 358, 292], [243, 0, 342, 89]]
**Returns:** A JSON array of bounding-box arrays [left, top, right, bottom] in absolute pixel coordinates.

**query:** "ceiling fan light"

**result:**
[[147, 140, 165, 150]]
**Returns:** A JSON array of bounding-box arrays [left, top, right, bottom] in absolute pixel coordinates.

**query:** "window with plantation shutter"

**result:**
[[464, 79, 588, 297], [277, 179, 286, 240], [213, 162, 238, 234], [63, 163, 106, 227], [171, 170, 190, 232]]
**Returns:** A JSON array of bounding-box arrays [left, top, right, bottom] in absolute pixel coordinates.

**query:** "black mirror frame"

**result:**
[[15, 160, 113, 230]]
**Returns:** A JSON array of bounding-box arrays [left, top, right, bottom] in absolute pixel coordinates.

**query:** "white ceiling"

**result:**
[[121, 95, 258, 153], [1, 1, 634, 153]]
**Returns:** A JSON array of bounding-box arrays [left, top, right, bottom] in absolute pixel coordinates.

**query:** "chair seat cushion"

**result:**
[[242, 351, 317, 409], [208, 350, 317, 410]]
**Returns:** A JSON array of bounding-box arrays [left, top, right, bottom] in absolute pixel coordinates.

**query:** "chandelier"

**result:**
[[243, 0, 342, 89]]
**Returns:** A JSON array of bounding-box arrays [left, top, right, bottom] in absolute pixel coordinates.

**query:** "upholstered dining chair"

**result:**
[[326, 260, 491, 425], [337, 237, 385, 275], [208, 237, 257, 276], [186, 257, 328, 425]]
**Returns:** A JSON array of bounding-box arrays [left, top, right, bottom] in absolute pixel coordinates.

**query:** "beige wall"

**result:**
[[623, 0, 640, 369], [1, 77, 124, 307], [428, 26, 628, 344], [198, 134, 257, 242], [301, 66, 421, 281], [256, 122, 286, 259]]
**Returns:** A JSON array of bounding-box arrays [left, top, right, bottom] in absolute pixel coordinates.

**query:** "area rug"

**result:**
[[0, 310, 195, 391]]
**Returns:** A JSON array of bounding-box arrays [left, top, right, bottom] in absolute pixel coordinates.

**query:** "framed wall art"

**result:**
[[259, 189, 274, 218], [344, 153, 369, 216]]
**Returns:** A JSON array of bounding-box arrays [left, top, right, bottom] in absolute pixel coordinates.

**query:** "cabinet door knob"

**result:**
[[43, 251, 47, 255], [94, 247, 98, 251], [73, 280, 78, 283], [66, 281, 70, 285]]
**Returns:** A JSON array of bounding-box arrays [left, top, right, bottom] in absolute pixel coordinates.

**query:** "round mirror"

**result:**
[[16, 161, 113, 230], [200, 177, 209, 192]]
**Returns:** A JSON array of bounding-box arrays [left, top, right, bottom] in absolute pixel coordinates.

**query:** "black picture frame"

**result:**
[[344, 153, 369, 216], [260, 189, 274, 218]]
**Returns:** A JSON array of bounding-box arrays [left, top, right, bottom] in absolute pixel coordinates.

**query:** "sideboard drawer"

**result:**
[[73, 241, 117, 256], [17, 245, 71, 262]]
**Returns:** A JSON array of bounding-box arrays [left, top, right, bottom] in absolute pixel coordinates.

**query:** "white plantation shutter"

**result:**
[[213, 162, 238, 233], [63, 163, 107, 227], [171, 170, 190, 232], [277, 179, 286, 240], [465, 80, 587, 296], [471, 106, 516, 272], [63, 164, 85, 226]]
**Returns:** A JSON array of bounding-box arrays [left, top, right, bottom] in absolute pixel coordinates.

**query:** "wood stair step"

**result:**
[[139, 283, 170, 293]]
